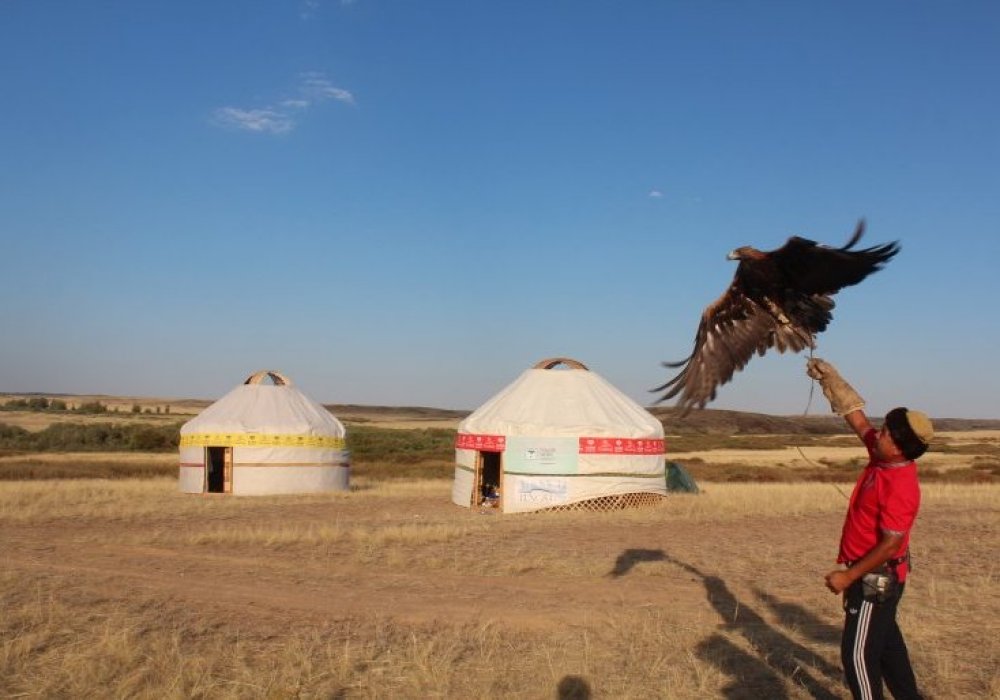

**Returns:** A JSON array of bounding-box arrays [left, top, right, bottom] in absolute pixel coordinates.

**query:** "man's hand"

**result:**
[[825, 569, 853, 594], [805, 357, 829, 382], [806, 357, 866, 416]]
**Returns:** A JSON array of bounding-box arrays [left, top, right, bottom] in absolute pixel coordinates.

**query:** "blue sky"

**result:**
[[1, 1, 998, 419]]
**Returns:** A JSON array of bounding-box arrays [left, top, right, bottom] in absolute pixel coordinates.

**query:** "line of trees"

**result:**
[[1, 398, 171, 415]]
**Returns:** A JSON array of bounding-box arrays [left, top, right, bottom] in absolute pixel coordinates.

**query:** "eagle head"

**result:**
[[727, 246, 763, 261]]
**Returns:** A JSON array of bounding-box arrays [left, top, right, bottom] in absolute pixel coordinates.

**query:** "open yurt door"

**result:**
[[205, 446, 232, 493], [473, 450, 503, 508]]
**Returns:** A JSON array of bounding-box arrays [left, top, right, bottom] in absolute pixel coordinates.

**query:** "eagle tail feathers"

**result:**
[[840, 218, 867, 250]]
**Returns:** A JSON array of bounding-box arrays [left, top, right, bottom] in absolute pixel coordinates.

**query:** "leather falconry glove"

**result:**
[[806, 358, 866, 416]]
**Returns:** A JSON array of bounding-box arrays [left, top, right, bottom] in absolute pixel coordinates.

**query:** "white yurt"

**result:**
[[178, 370, 349, 495], [453, 357, 667, 513]]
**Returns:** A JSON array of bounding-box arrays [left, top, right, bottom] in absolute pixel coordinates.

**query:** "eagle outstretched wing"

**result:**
[[770, 220, 899, 295], [652, 285, 813, 412]]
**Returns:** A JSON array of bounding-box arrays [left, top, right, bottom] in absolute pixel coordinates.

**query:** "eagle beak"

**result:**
[[726, 250, 740, 261]]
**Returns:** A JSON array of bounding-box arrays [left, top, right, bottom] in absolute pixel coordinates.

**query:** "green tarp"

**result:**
[[665, 461, 699, 493]]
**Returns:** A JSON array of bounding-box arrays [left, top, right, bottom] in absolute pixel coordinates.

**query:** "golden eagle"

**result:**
[[653, 219, 898, 412]]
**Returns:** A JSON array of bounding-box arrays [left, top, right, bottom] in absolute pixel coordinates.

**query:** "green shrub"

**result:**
[[0, 423, 32, 446], [0, 422, 183, 453], [346, 426, 455, 464]]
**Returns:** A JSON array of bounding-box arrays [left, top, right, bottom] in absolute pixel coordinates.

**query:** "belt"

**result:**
[[846, 551, 910, 570]]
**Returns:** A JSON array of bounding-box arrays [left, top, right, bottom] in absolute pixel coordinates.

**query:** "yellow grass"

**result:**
[[0, 451, 178, 465], [2, 479, 997, 699], [0, 582, 724, 699], [0, 478, 854, 527], [665, 430, 999, 475], [0, 410, 187, 431]]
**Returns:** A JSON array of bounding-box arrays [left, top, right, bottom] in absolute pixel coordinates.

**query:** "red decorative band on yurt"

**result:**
[[455, 433, 507, 451], [578, 437, 666, 455]]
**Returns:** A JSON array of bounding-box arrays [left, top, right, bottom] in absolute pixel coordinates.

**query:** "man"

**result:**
[[806, 357, 933, 700]]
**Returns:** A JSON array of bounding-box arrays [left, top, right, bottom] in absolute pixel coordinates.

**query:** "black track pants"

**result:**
[[841, 581, 922, 700]]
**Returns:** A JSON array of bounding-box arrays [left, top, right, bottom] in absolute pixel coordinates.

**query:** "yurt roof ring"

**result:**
[[244, 370, 293, 386], [532, 357, 590, 371]]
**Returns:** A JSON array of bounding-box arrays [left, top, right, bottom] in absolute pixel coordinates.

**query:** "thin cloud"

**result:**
[[300, 73, 356, 106], [212, 107, 294, 135], [648, 188, 664, 199], [211, 72, 354, 135], [301, 0, 357, 20], [300, 0, 321, 19]]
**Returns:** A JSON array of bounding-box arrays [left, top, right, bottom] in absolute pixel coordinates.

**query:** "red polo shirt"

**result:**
[[838, 429, 921, 582]]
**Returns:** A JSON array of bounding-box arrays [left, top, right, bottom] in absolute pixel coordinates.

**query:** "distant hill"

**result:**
[[323, 404, 470, 424], [3, 393, 997, 434], [649, 407, 1000, 435], [330, 403, 1000, 434]]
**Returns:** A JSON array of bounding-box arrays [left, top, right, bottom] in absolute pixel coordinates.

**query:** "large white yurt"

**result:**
[[179, 370, 349, 495], [453, 357, 667, 513]]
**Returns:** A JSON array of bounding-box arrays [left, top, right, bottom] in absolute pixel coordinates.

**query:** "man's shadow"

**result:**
[[753, 587, 841, 646], [696, 633, 789, 700], [612, 550, 843, 699]]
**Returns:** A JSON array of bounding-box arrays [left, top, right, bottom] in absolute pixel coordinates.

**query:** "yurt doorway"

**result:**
[[205, 447, 232, 494], [474, 451, 502, 508]]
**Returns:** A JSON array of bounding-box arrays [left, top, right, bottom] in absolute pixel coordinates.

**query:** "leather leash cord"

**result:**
[[797, 345, 850, 500]]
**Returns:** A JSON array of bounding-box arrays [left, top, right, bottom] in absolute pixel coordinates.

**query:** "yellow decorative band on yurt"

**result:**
[[180, 433, 346, 449]]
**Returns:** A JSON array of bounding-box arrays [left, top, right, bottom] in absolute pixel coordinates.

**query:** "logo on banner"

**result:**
[[579, 437, 665, 454], [525, 446, 558, 464], [517, 478, 569, 505], [455, 433, 506, 451]]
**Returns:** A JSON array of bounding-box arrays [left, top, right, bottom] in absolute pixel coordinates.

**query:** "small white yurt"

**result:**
[[179, 370, 349, 495], [453, 357, 667, 513]]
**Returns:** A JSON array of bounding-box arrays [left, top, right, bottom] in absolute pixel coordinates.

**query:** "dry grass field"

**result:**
[[2, 477, 998, 699], [2, 401, 998, 698]]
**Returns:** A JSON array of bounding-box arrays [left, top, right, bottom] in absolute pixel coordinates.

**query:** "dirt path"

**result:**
[[2, 517, 724, 631]]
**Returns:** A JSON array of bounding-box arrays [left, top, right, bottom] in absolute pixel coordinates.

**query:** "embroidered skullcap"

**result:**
[[885, 407, 933, 460]]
